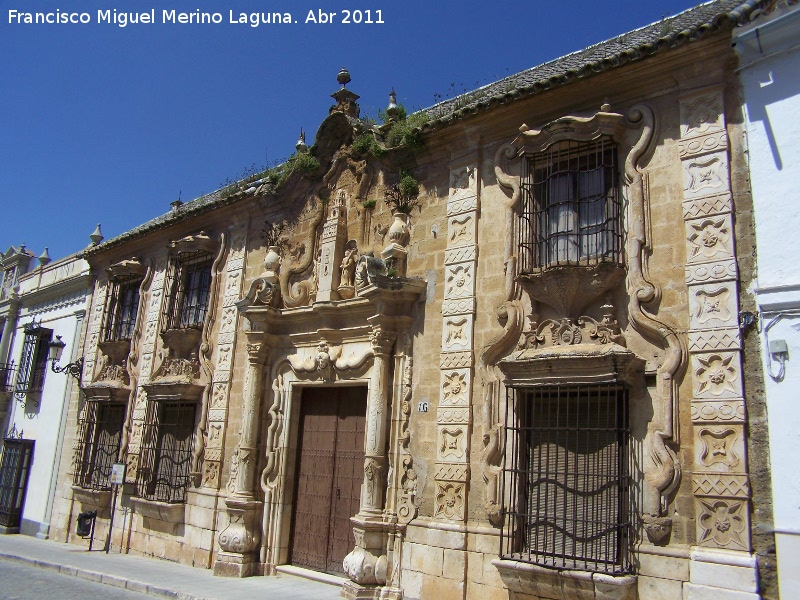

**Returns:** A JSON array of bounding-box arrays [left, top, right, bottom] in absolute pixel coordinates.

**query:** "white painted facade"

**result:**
[[0, 253, 92, 537], [734, 5, 800, 598]]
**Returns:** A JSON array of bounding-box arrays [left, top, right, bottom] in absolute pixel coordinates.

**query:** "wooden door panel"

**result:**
[[328, 387, 366, 575], [291, 387, 366, 576], [290, 392, 337, 572]]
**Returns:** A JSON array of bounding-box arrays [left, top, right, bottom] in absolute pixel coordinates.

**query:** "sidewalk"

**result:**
[[0, 534, 345, 600]]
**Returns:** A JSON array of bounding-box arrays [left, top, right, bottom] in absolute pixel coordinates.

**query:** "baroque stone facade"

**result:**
[[47, 2, 774, 599]]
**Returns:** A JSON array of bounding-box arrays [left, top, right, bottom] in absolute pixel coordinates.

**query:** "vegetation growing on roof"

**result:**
[[219, 151, 321, 200], [384, 110, 429, 151], [352, 104, 429, 159]]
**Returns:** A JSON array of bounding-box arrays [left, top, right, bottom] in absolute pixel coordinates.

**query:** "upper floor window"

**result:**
[[15, 322, 51, 395], [519, 137, 622, 272], [102, 274, 142, 342], [166, 250, 213, 330]]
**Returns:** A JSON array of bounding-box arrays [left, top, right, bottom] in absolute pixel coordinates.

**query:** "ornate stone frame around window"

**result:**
[[494, 104, 686, 556]]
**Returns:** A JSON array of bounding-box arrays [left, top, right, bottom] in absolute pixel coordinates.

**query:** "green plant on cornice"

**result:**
[[352, 105, 429, 158], [287, 152, 320, 175], [353, 133, 386, 159], [384, 171, 421, 215], [384, 109, 428, 150], [362, 198, 377, 209]]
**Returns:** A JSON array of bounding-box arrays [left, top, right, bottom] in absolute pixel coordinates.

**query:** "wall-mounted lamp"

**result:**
[[48, 335, 83, 382]]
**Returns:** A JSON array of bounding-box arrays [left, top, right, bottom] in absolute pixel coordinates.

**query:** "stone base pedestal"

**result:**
[[213, 550, 259, 578], [342, 580, 402, 600], [213, 498, 262, 578]]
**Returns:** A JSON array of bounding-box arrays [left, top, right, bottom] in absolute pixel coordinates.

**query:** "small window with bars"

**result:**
[[15, 323, 51, 395], [165, 251, 213, 330], [501, 384, 632, 574], [74, 401, 126, 490], [0, 361, 15, 393], [102, 275, 142, 342], [519, 138, 622, 272], [136, 401, 197, 503]]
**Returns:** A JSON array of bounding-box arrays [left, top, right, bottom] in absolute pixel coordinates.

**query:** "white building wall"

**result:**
[[735, 5, 800, 598], [3, 255, 91, 537]]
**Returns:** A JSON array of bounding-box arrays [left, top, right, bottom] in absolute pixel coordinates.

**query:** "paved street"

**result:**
[[0, 560, 153, 600], [0, 534, 344, 600]]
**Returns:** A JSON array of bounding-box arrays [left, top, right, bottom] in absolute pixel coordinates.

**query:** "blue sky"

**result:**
[[1, 0, 704, 260]]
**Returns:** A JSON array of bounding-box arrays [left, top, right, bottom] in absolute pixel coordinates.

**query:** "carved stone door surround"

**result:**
[[217, 269, 423, 597]]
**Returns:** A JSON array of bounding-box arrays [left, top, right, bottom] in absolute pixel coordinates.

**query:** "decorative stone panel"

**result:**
[[203, 229, 247, 490], [679, 87, 751, 555], [434, 163, 479, 522], [125, 258, 167, 482], [691, 399, 746, 423]]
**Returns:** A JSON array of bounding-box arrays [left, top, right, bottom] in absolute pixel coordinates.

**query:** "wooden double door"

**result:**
[[290, 386, 366, 575]]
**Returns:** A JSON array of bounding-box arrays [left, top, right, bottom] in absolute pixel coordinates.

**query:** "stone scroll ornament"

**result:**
[[118, 262, 153, 459], [624, 105, 686, 540], [189, 233, 228, 487]]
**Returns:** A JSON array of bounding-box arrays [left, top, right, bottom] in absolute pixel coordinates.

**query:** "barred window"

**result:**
[[74, 402, 126, 490], [519, 138, 622, 271], [502, 384, 632, 574], [15, 323, 51, 395], [0, 361, 15, 393], [166, 251, 213, 330], [136, 401, 196, 503], [102, 275, 142, 342]]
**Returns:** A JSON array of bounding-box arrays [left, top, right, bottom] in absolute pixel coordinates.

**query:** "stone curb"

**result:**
[[0, 551, 212, 600]]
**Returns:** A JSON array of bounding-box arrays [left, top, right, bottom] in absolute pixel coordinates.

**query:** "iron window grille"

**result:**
[[0, 437, 34, 528], [102, 275, 142, 342], [136, 401, 197, 503], [0, 362, 15, 393], [14, 323, 51, 396], [73, 401, 126, 491], [518, 138, 622, 272], [165, 251, 213, 330], [501, 384, 632, 575]]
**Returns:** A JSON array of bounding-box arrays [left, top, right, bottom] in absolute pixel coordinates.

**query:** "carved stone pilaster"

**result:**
[[433, 162, 479, 523], [361, 328, 395, 516], [679, 87, 751, 554], [227, 341, 269, 499], [678, 86, 757, 598]]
